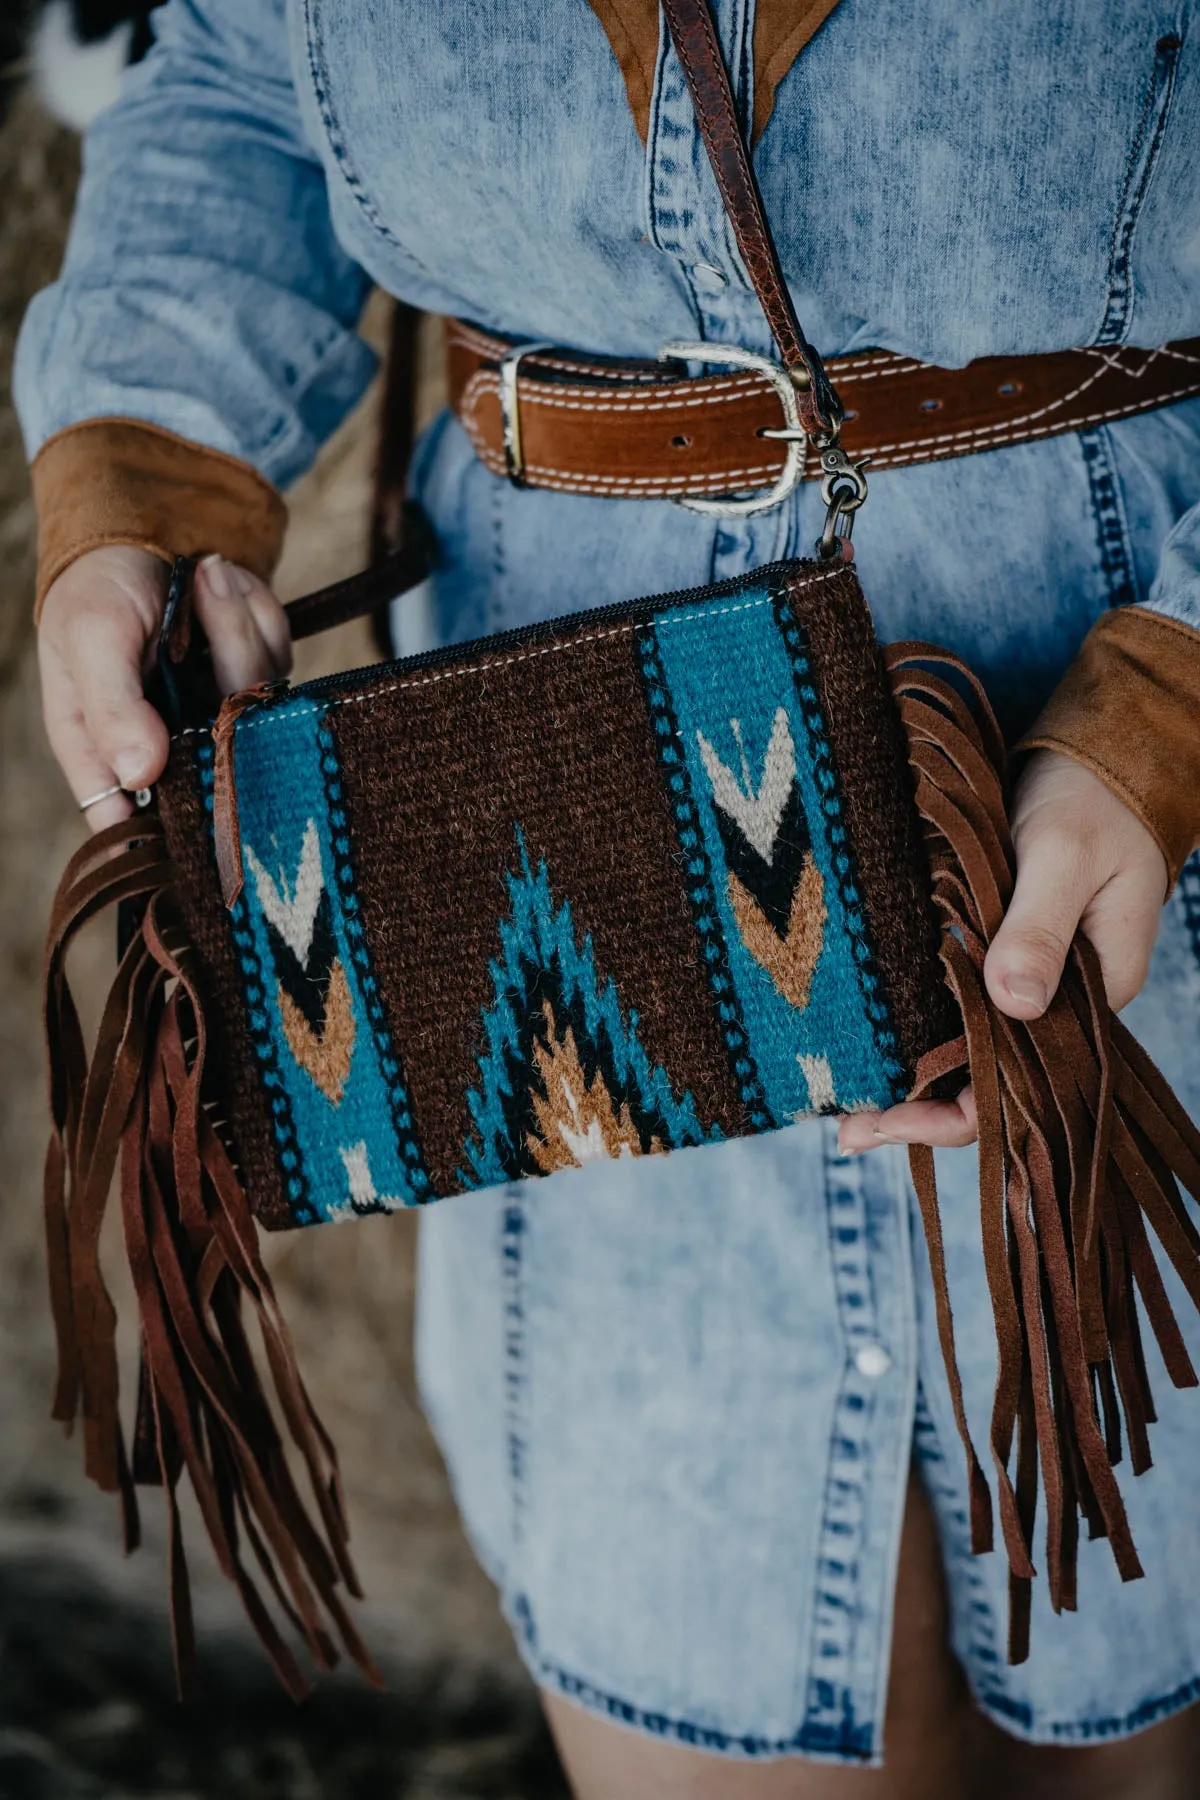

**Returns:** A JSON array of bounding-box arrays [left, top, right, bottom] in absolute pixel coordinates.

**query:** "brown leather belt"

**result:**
[[446, 318, 1200, 504]]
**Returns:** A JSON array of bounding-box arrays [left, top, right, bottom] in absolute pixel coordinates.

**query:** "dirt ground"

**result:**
[[0, 87, 568, 1799]]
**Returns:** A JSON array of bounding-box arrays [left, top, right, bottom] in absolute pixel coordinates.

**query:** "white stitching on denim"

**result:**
[[171, 568, 845, 744]]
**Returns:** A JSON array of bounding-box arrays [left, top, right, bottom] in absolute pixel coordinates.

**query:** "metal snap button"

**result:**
[[853, 1342, 892, 1379], [691, 263, 728, 291]]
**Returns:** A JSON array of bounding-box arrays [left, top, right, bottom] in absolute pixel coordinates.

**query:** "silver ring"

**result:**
[[78, 783, 124, 813]]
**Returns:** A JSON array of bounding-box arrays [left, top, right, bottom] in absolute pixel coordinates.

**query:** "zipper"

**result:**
[[292, 558, 807, 702]]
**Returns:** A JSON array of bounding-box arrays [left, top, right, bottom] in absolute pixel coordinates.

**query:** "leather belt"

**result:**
[[446, 318, 1200, 504]]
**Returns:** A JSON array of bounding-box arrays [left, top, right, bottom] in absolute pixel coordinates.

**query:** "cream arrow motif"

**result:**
[[696, 707, 796, 862], [245, 819, 324, 963]]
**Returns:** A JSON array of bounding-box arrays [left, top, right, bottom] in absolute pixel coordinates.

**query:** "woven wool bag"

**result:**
[[44, 0, 1200, 1696]]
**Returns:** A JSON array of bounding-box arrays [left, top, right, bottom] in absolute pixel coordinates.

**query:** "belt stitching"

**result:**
[[466, 432, 787, 487], [860, 381, 1200, 463], [464, 380, 1200, 487], [462, 355, 1197, 443]]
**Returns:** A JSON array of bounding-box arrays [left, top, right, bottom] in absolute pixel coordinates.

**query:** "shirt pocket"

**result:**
[[1094, 26, 1185, 347]]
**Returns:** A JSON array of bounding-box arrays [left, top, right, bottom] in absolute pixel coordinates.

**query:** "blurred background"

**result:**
[[0, 11, 569, 1795]]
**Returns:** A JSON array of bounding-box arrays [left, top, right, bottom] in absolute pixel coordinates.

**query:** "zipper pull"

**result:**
[[211, 680, 288, 910]]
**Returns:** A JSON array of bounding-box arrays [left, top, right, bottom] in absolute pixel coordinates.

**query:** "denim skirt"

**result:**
[[410, 394, 1200, 1765]]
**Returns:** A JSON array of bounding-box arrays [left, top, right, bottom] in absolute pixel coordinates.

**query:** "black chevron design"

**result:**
[[263, 889, 339, 1032], [711, 779, 812, 938]]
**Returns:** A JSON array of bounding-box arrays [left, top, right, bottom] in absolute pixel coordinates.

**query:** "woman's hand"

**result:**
[[837, 748, 1169, 1155], [38, 544, 292, 834]]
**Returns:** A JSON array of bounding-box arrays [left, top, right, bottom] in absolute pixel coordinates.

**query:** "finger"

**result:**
[[838, 1087, 978, 1153], [47, 600, 170, 794], [1079, 865, 1163, 1011], [194, 556, 290, 693], [984, 829, 1096, 1020], [242, 572, 293, 676], [39, 639, 134, 831]]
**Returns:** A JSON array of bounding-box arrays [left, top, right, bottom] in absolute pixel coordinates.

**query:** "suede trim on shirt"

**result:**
[[31, 417, 287, 618], [1017, 605, 1200, 892], [750, 0, 846, 141], [586, 0, 845, 143]]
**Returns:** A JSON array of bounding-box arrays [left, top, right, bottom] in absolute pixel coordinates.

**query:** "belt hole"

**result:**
[[843, 408, 858, 421], [670, 434, 692, 449], [997, 379, 1023, 396], [920, 397, 942, 413]]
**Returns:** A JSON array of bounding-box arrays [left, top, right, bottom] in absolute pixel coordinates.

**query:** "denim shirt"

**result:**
[[13, 0, 1200, 735]]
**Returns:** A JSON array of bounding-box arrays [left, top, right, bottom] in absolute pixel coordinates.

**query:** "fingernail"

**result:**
[[114, 749, 147, 788], [871, 1128, 901, 1143], [1005, 974, 1048, 1009], [230, 564, 255, 600], [200, 553, 233, 601]]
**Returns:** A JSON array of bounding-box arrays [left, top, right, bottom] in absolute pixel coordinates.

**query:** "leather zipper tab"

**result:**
[[210, 682, 287, 910]]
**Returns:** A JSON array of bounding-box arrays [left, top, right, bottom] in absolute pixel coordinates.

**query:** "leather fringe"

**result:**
[[887, 643, 1200, 1663], [43, 813, 380, 1700]]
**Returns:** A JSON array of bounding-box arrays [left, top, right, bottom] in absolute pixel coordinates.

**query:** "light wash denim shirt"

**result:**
[[13, 0, 1200, 736], [15, 2, 1200, 1752]]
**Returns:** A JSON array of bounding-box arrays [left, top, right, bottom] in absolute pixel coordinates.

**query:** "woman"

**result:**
[[14, 0, 1200, 1793]]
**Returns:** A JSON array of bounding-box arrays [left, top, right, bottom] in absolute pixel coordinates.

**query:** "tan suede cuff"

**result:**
[[1017, 605, 1200, 891], [31, 417, 287, 618]]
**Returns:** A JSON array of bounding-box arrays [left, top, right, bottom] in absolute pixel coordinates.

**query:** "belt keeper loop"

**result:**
[[497, 341, 554, 484]]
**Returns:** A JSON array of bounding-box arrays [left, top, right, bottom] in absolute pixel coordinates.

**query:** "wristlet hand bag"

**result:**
[[44, 0, 1200, 1695]]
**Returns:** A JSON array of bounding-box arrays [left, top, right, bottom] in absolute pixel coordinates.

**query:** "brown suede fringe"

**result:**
[[43, 816, 380, 1700], [887, 643, 1200, 1664]]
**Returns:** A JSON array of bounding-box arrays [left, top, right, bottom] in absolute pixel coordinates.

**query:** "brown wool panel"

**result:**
[[327, 627, 745, 1194], [157, 745, 291, 1227], [784, 564, 958, 1085]]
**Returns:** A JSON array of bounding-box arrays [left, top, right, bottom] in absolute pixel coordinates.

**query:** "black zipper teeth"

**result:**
[[290, 559, 806, 704]]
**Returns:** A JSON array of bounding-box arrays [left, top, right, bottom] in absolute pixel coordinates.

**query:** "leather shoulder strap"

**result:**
[[660, 0, 841, 439]]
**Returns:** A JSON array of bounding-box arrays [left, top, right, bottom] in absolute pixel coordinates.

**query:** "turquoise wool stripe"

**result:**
[[635, 625, 774, 1133], [770, 589, 906, 1098], [460, 833, 720, 1189], [198, 741, 317, 1226], [224, 700, 432, 1220], [648, 582, 904, 1120]]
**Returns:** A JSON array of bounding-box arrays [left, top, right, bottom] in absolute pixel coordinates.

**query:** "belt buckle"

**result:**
[[658, 341, 808, 517], [497, 340, 554, 483]]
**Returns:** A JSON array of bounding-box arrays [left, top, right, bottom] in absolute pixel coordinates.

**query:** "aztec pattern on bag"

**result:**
[[159, 561, 953, 1228]]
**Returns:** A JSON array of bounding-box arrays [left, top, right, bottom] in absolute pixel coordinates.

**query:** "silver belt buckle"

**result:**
[[658, 341, 807, 517], [497, 340, 554, 483]]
